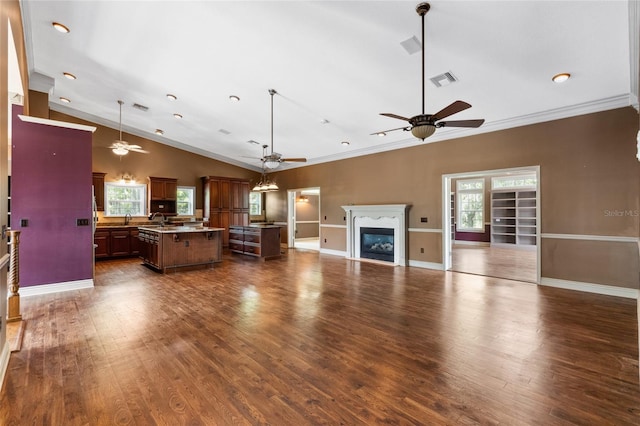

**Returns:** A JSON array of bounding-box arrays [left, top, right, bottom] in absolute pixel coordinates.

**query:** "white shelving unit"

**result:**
[[450, 192, 455, 241], [491, 189, 537, 248]]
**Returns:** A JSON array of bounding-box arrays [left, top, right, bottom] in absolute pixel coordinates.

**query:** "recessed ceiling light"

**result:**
[[63, 72, 76, 80], [376, 132, 386, 137], [52, 22, 70, 33], [155, 129, 164, 135], [552, 73, 571, 83], [59, 97, 71, 103], [229, 95, 240, 102], [341, 141, 350, 146], [166, 94, 177, 101], [320, 119, 330, 124], [173, 113, 183, 119]]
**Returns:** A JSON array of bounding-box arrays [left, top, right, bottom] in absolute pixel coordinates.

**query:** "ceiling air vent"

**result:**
[[218, 129, 231, 135], [400, 35, 421, 55], [132, 103, 149, 112], [430, 71, 458, 88], [247, 140, 260, 145]]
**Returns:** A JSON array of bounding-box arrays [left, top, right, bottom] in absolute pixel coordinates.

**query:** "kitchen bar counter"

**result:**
[[137, 226, 224, 272]]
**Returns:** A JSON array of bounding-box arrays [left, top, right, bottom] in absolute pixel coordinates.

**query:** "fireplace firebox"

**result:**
[[360, 227, 394, 262]]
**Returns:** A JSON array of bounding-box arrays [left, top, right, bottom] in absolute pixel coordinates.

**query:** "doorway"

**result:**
[[287, 187, 320, 251], [442, 167, 540, 283]]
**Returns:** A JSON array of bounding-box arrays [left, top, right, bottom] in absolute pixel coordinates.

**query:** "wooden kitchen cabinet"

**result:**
[[94, 227, 141, 259], [149, 177, 177, 200], [94, 229, 110, 258], [92, 172, 106, 211], [148, 176, 178, 215], [229, 225, 281, 260], [202, 176, 250, 247]]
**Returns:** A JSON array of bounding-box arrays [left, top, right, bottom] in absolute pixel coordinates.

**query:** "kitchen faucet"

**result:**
[[150, 212, 165, 226], [124, 213, 132, 225]]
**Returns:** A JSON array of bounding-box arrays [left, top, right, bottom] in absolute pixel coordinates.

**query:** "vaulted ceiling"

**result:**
[[21, 1, 639, 171]]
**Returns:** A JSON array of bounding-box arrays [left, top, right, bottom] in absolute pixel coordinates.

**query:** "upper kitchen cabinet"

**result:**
[[148, 176, 178, 215], [92, 172, 106, 211]]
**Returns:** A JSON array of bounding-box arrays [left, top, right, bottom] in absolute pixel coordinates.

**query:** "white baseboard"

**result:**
[[0, 342, 10, 391], [21, 279, 94, 297], [540, 277, 638, 299], [453, 240, 490, 246], [408, 260, 445, 270], [319, 248, 347, 257]]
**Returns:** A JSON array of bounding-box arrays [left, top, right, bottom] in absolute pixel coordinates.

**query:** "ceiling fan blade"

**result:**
[[380, 113, 412, 122], [128, 147, 150, 154], [436, 119, 485, 128], [370, 126, 410, 135], [127, 144, 142, 150], [431, 100, 472, 121], [282, 158, 307, 162]]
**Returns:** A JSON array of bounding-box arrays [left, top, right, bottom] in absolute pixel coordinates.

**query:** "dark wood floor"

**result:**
[[1, 251, 638, 425], [451, 244, 537, 283]]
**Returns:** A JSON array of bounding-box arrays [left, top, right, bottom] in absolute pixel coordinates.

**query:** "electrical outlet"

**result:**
[[324, 238, 327, 243], [420, 248, 424, 253], [76, 218, 90, 226], [421, 217, 428, 223], [20, 219, 28, 227]]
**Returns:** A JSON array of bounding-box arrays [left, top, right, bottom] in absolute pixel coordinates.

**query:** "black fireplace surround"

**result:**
[[360, 227, 394, 262]]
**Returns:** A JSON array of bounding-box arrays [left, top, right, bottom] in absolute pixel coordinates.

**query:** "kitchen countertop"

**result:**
[[138, 226, 224, 234]]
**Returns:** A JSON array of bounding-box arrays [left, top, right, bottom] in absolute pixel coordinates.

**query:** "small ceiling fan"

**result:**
[[261, 89, 306, 169], [109, 100, 149, 156], [373, 2, 484, 140]]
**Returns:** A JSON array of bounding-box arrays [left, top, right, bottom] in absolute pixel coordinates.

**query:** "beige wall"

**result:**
[[269, 107, 640, 289]]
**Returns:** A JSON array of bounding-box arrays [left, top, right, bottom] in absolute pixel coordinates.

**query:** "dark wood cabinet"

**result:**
[[94, 229, 110, 258], [94, 227, 141, 259], [202, 176, 250, 247], [148, 177, 178, 215], [130, 229, 140, 255], [110, 230, 130, 256], [229, 225, 281, 260], [92, 172, 106, 211]]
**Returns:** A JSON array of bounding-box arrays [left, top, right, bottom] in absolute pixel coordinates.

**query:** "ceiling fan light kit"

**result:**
[[110, 100, 149, 156], [374, 2, 484, 141], [259, 89, 307, 170], [411, 125, 436, 140]]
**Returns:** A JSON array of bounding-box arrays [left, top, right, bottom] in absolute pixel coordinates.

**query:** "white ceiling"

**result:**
[[20, 1, 638, 172]]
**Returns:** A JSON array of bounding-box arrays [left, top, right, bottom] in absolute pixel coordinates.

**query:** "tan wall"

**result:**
[[269, 107, 640, 289], [48, 110, 260, 222]]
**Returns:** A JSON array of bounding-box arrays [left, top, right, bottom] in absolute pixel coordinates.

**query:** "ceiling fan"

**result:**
[[373, 2, 484, 140], [261, 89, 306, 169], [109, 100, 149, 155]]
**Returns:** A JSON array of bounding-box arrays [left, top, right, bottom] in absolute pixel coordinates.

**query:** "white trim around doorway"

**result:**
[[442, 166, 541, 283]]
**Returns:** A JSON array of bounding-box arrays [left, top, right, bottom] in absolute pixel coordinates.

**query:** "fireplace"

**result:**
[[360, 227, 394, 262], [342, 204, 410, 266]]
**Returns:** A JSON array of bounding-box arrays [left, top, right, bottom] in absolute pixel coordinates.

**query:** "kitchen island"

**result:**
[[137, 226, 224, 273]]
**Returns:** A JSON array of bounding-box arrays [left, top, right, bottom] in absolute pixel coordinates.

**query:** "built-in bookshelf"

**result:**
[[450, 192, 455, 241], [491, 189, 537, 248]]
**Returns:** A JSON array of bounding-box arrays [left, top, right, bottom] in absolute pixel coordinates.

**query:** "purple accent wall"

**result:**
[[11, 105, 93, 287], [454, 224, 491, 242]]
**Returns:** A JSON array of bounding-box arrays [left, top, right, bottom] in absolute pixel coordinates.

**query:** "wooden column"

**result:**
[[7, 230, 22, 322]]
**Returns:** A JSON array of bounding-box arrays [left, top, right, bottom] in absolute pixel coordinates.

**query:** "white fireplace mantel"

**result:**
[[342, 204, 410, 266]]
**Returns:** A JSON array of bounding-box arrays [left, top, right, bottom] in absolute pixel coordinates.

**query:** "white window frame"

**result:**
[[177, 186, 196, 216], [104, 182, 147, 217], [491, 174, 537, 190], [456, 178, 484, 232], [250, 192, 263, 216]]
